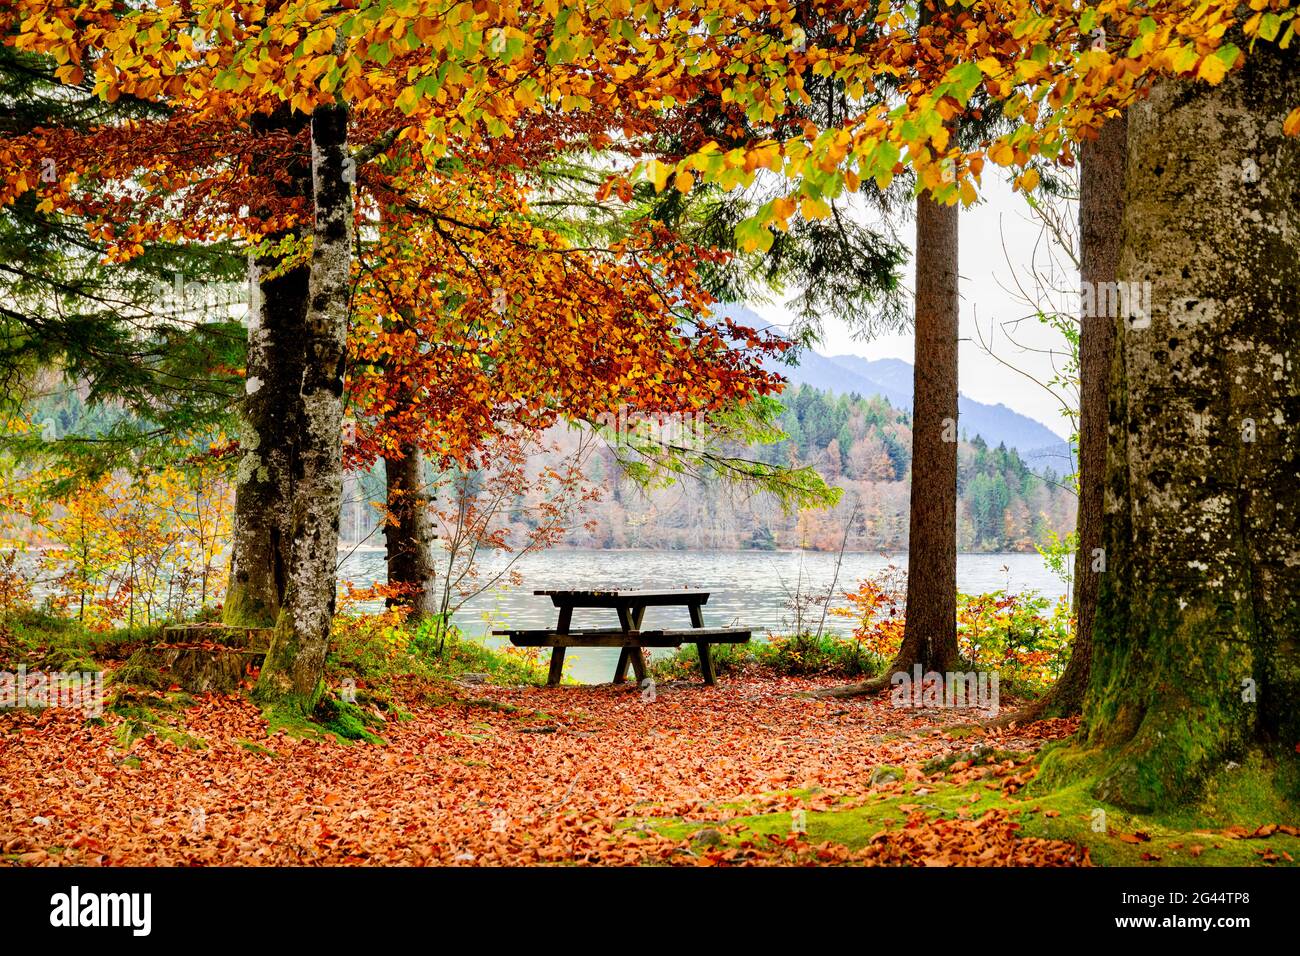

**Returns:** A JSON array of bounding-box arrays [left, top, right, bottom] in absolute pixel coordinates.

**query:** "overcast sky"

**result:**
[[750, 174, 1078, 442]]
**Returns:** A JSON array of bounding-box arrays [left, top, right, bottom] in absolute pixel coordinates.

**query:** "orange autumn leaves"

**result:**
[[3, 1, 1298, 467], [346, 161, 789, 468], [0, 672, 1084, 866], [0, 1, 797, 469], [5, 0, 1298, 240]]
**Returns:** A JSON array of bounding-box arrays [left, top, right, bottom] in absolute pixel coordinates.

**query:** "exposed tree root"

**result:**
[[807, 673, 892, 699]]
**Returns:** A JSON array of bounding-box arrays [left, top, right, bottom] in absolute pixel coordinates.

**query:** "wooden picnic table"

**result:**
[[494, 588, 750, 687]]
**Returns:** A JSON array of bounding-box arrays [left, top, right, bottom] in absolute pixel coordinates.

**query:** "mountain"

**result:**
[[725, 305, 1072, 472], [558, 382, 1076, 553], [774, 351, 1073, 472]]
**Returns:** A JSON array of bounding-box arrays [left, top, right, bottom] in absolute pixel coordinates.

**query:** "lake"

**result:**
[[336, 548, 1068, 684]]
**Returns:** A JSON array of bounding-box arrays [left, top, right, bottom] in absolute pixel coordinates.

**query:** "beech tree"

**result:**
[[1042, 41, 1300, 809], [252, 97, 353, 709], [224, 108, 311, 629]]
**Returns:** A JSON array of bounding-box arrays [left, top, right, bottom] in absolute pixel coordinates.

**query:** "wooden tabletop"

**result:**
[[536, 588, 710, 607]]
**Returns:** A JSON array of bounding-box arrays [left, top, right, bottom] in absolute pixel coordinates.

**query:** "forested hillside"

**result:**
[[20, 380, 1073, 555], [565, 384, 1075, 552]]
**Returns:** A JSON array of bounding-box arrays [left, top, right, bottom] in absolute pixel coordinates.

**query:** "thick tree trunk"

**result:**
[[897, 193, 961, 675], [814, 193, 960, 699], [255, 101, 353, 714], [224, 108, 310, 627], [224, 250, 307, 626], [384, 443, 439, 618], [1008, 116, 1128, 724], [1045, 44, 1300, 809]]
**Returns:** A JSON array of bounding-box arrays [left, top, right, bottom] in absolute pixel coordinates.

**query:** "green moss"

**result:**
[[235, 738, 278, 757], [1138, 749, 1300, 831], [39, 648, 100, 674], [110, 655, 167, 691], [922, 746, 1027, 775], [633, 758, 1299, 867], [103, 686, 207, 750], [114, 713, 207, 751], [220, 582, 276, 629], [261, 694, 387, 745], [262, 705, 329, 742]]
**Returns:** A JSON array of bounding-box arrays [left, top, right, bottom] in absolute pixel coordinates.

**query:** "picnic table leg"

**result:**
[[629, 647, 647, 683], [689, 604, 704, 629], [687, 603, 714, 684], [549, 606, 573, 687], [696, 642, 716, 685], [614, 646, 648, 684], [547, 647, 567, 687], [613, 605, 646, 684]]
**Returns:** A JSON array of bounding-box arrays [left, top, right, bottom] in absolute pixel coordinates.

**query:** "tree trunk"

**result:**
[[897, 193, 961, 675], [224, 249, 308, 626], [224, 108, 310, 627], [255, 100, 353, 714], [384, 443, 439, 619], [814, 193, 960, 699], [1045, 43, 1300, 810], [1007, 116, 1128, 725]]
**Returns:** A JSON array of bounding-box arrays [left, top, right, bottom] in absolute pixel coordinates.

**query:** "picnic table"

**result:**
[[494, 588, 750, 687]]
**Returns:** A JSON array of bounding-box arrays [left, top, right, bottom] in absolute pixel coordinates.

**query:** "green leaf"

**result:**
[[1215, 42, 1241, 70], [944, 60, 983, 106]]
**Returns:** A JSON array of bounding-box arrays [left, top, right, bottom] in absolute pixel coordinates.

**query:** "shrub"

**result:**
[[819, 568, 1073, 694], [327, 609, 548, 686]]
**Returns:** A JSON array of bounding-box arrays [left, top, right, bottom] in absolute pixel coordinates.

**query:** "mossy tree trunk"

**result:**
[[1053, 44, 1300, 809], [254, 100, 353, 715], [1018, 116, 1128, 723], [225, 108, 310, 628], [384, 443, 439, 619]]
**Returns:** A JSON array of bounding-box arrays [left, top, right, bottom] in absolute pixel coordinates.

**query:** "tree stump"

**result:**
[[118, 624, 272, 695]]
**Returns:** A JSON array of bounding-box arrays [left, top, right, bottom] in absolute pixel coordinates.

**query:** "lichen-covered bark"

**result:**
[[224, 250, 308, 626], [1035, 116, 1128, 719], [384, 444, 439, 619], [1070, 44, 1300, 809], [898, 193, 961, 674], [255, 101, 353, 714], [224, 108, 310, 628]]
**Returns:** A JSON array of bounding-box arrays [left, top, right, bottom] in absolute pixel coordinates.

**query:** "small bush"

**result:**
[[834, 568, 1073, 695], [651, 630, 882, 681], [327, 609, 548, 687]]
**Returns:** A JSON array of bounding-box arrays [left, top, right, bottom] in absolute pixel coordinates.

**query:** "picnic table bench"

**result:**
[[494, 588, 750, 687]]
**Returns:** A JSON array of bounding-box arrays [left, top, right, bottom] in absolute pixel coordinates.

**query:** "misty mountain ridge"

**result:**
[[730, 306, 1073, 472]]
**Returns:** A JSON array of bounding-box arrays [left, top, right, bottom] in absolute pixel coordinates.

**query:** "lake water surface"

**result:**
[[337, 548, 1068, 684]]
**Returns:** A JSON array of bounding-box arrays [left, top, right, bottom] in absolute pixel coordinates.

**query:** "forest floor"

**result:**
[[3, 669, 1298, 866]]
